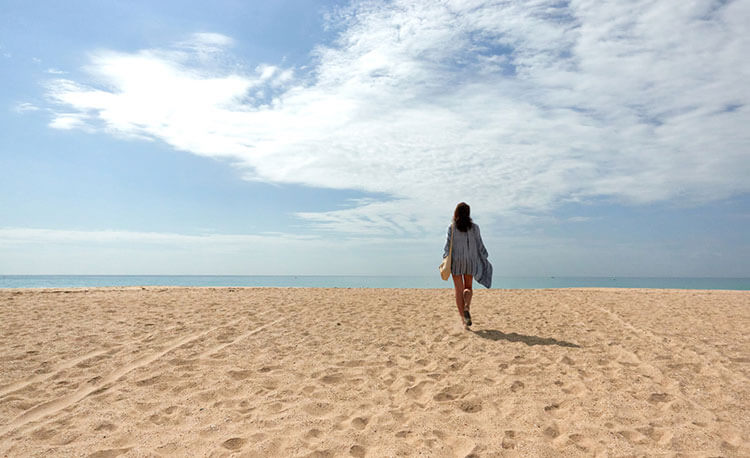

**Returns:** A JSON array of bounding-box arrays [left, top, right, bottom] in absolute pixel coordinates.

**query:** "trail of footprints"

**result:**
[[0, 323, 188, 402], [548, 292, 741, 453], [0, 316, 285, 439], [166, 311, 498, 456]]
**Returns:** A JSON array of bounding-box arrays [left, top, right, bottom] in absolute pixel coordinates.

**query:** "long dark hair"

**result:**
[[453, 202, 473, 232]]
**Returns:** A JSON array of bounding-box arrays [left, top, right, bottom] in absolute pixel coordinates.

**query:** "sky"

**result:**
[[1, 0, 748, 277]]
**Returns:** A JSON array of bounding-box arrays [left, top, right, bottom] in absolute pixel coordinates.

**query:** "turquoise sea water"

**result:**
[[0, 275, 748, 290]]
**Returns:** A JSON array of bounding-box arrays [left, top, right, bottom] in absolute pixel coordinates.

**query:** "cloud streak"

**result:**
[[0, 227, 441, 275], [0, 227, 317, 246], [44, 1, 750, 234], [13, 102, 40, 113]]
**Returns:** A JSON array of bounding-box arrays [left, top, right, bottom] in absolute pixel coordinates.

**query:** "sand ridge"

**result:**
[[1, 287, 748, 456]]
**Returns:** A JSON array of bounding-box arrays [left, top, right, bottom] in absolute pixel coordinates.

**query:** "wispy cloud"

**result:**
[[0, 226, 441, 249], [187, 32, 234, 47], [44, 2, 750, 234], [567, 216, 594, 223], [0, 227, 440, 275], [13, 102, 40, 113], [48, 112, 91, 130], [0, 227, 317, 245]]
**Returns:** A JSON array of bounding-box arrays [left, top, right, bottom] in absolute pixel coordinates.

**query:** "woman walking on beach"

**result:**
[[443, 202, 493, 329]]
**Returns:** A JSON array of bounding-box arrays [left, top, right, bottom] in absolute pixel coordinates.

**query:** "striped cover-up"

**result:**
[[443, 223, 493, 288]]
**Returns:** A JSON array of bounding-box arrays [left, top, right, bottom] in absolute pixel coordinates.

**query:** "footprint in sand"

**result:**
[[266, 402, 284, 413], [560, 355, 575, 365], [433, 384, 463, 402], [448, 360, 467, 372], [510, 380, 525, 392], [405, 380, 433, 399], [349, 445, 366, 457], [87, 448, 132, 458], [135, 375, 161, 386], [350, 417, 369, 430], [543, 422, 560, 440], [250, 432, 266, 442], [305, 428, 322, 439], [718, 425, 743, 451], [227, 369, 253, 380], [445, 435, 477, 457], [221, 437, 246, 450], [502, 430, 517, 449], [30, 427, 56, 440], [635, 425, 663, 443], [302, 402, 333, 416], [617, 429, 649, 445], [648, 392, 672, 403], [544, 403, 560, 412], [568, 433, 597, 451], [148, 405, 182, 426], [544, 400, 572, 419], [148, 413, 169, 426], [94, 422, 117, 432], [562, 382, 585, 395], [458, 399, 483, 413], [319, 373, 344, 384]]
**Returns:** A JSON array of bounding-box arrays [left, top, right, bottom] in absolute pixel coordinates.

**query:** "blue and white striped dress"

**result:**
[[443, 223, 493, 288]]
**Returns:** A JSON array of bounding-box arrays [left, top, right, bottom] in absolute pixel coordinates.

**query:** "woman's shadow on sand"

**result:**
[[471, 329, 580, 348]]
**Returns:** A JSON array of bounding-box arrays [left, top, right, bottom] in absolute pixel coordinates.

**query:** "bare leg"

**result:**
[[452, 274, 466, 326], [462, 275, 473, 312]]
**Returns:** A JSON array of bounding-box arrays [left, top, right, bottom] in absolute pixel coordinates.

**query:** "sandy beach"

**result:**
[[0, 287, 748, 457]]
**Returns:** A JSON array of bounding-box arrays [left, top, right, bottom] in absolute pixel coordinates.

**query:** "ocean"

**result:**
[[0, 275, 748, 290]]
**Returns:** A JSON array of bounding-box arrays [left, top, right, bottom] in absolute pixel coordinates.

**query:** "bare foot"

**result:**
[[463, 289, 472, 312]]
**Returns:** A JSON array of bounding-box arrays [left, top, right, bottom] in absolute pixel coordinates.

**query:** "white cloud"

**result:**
[[188, 32, 234, 47], [0, 227, 315, 245], [14, 102, 40, 113], [44, 1, 750, 234], [46, 68, 65, 74], [48, 112, 90, 130]]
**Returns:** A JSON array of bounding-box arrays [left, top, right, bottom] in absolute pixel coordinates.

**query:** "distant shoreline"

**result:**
[[1, 275, 748, 290], [2, 286, 750, 293]]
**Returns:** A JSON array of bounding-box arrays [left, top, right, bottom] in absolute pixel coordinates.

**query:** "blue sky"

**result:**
[[1, 0, 748, 276]]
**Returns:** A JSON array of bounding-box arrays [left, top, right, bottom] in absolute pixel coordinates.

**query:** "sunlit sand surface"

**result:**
[[1, 287, 748, 456]]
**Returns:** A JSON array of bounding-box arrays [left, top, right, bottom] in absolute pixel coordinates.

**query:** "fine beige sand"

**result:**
[[1, 287, 748, 457]]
